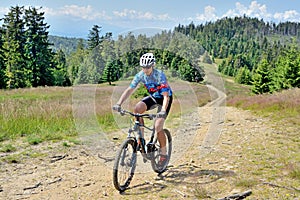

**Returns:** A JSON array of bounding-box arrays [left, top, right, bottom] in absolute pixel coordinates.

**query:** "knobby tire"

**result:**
[[113, 137, 137, 192]]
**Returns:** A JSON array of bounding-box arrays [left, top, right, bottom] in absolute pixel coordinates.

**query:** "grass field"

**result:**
[[0, 73, 299, 162], [0, 87, 76, 144], [0, 79, 210, 145]]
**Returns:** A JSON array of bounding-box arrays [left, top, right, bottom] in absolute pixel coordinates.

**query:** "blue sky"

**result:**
[[1, 0, 300, 38]]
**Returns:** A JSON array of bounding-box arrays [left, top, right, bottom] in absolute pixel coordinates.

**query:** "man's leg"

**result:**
[[155, 118, 166, 155], [134, 101, 147, 138]]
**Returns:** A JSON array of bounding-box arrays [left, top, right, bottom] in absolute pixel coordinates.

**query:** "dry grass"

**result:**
[[227, 88, 300, 126], [0, 80, 210, 144], [0, 87, 75, 142]]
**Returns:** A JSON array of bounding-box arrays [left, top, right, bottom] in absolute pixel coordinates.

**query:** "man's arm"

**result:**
[[161, 92, 170, 112], [116, 87, 135, 105]]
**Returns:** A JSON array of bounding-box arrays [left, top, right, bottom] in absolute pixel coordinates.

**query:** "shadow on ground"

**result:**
[[120, 163, 235, 196]]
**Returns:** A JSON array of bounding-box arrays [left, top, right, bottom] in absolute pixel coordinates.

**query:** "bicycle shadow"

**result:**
[[120, 163, 235, 196], [121, 181, 167, 195], [161, 163, 236, 185]]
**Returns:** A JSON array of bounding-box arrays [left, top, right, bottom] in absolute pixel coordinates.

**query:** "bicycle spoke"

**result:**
[[113, 138, 137, 192]]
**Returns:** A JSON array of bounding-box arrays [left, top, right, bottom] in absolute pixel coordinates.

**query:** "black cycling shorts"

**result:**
[[141, 96, 173, 116]]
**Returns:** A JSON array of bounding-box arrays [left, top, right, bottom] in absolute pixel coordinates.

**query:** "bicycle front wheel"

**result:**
[[113, 137, 137, 192], [150, 129, 172, 173]]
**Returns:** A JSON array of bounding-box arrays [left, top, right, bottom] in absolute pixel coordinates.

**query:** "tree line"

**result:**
[[175, 16, 300, 93], [68, 27, 205, 85], [0, 6, 71, 89], [2, 6, 299, 93], [0, 6, 205, 89]]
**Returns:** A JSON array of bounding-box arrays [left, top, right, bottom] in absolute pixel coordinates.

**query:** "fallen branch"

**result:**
[[23, 182, 42, 190], [263, 182, 300, 192], [48, 177, 62, 185], [218, 190, 252, 200], [97, 154, 114, 163], [50, 154, 67, 163]]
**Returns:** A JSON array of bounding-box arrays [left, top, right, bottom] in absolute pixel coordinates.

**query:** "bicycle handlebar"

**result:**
[[118, 109, 156, 120]]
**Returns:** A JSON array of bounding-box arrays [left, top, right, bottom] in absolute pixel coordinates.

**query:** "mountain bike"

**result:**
[[112, 109, 172, 192]]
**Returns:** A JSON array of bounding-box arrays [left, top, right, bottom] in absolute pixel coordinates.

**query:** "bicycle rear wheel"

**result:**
[[150, 129, 172, 173], [113, 137, 137, 192]]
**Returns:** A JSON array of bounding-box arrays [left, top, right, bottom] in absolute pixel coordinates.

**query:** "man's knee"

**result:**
[[134, 102, 147, 113]]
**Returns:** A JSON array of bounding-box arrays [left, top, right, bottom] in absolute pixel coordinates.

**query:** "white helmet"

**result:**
[[140, 53, 155, 68]]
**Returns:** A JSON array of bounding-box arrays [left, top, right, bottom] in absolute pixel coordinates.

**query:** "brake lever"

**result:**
[[120, 110, 125, 116], [148, 114, 156, 120]]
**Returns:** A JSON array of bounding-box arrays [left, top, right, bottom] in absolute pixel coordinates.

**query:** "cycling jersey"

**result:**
[[130, 68, 173, 98]]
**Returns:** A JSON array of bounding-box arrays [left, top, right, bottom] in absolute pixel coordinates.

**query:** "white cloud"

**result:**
[[274, 10, 300, 22], [194, 1, 300, 23], [235, 2, 247, 14], [42, 5, 111, 21], [247, 1, 269, 17], [157, 13, 171, 21], [195, 5, 218, 22], [42, 6, 171, 22], [224, 1, 272, 20], [113, 9, 170, 21]]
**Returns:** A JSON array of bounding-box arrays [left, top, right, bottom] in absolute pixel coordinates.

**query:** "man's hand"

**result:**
[[157, 111, 166, 118], [113, 104, 121, 112]]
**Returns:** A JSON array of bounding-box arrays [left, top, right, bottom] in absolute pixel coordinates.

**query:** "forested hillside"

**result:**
[[0, 6, 204, 89], [175, 16, 300, 93], [48, 35, 87, 55], [0, 6, 299, 94]]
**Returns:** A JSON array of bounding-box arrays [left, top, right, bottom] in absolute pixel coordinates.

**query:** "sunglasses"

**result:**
[[142, 65, 153, 69]]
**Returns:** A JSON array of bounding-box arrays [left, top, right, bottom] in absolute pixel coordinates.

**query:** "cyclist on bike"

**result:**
[[113, 52, 173, 167]]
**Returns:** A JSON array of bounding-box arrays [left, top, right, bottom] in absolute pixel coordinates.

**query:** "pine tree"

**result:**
[[235, 67, 252, 85], [85, 25, 106, 83], [178, 60, 200, 82], [24, 7, 54, 86], [74, 59, 89, 84], [74, 52, 104, 84], [67, 39, 86, 84], [2, 6, 28, 88], [272, 46, 300, 90], [0, 27, 6, 88], [101, 33, 115, 61], [87, 25, 102, 50], [102, 60, 122, 85], [252, 59, 273, 94], [52, 49, 71, 86]]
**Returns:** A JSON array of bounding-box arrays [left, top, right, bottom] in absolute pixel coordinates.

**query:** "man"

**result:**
[[113, 52, 173, 166]]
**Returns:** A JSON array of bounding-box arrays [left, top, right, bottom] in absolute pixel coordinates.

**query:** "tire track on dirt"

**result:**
[[199, 84, 226, 157], [198, 64, 226, 157]]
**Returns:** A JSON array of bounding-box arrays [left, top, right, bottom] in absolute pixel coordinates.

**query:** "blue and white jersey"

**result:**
[[130, 68, 172, 98]]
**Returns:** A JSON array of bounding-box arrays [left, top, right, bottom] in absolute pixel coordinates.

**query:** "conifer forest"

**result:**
[[1, 6, 299, 94]]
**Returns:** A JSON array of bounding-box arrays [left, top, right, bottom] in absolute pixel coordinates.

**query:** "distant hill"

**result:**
[[48, 35, 87, 55]]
